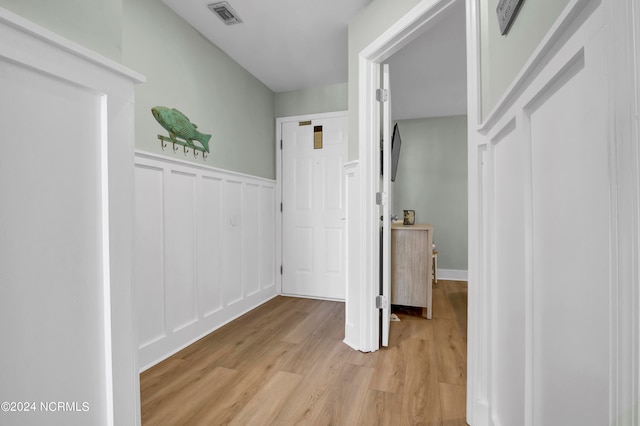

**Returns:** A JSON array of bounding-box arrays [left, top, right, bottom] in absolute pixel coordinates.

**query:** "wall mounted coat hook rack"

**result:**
[[152, 106, 212, 161]]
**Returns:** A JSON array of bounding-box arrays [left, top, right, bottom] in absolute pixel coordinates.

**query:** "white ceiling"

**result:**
[[161, 0, 371, 93], [162, 0, 467, 118]]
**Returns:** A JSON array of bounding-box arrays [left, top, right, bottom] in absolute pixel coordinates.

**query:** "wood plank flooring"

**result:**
[[140, 280, 468, 425]]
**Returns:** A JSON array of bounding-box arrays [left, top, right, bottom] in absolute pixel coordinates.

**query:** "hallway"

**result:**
[[141, 280, 467, 425]]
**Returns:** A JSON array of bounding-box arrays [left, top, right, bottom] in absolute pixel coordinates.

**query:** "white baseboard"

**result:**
[[437, 269, 468, 281], [139, 291, 278, 372]]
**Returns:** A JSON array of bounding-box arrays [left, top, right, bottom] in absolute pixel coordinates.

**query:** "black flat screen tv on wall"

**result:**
[[391, 123, 401, 182]]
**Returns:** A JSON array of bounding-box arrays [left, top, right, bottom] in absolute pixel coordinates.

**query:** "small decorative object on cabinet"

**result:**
[[391, 223, 433, 319], [152, 106, 212, 159], [403, 209, 415, 225]]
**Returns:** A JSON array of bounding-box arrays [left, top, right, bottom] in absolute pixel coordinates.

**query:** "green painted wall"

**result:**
[[347, 0, 423, 160], [480, 0, 571, 118], [123, 0, 275, 179], [275, 83, 347, 118], [392, 116, 468, 270], [0, 0, 572, 178], [0, 0, 276, 179], [0, 0, 122, 62]]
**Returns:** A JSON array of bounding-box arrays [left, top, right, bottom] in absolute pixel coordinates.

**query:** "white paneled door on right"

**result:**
[[281, 113, 348, 300]]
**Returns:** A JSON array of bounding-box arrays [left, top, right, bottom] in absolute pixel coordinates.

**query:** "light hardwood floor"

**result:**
[[140, 280, 468, 425]]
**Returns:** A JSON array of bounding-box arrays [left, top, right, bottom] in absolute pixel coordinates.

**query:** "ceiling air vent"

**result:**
[[208, 2, 243, 25]]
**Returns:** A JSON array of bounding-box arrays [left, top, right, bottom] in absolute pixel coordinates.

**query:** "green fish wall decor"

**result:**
[[152, 106, 212, 154]]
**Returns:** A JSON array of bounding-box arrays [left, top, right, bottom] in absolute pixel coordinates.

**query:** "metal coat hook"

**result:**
[[156, 135, 209, 160], [154, 134, 210, 161], [158, 135, 167, 151]]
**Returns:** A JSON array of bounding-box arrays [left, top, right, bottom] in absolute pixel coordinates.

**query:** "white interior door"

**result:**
[[281, 113, 348, 299], [380, 64, 392, 347]]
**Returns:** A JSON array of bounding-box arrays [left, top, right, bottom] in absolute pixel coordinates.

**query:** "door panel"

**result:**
[[380, 64, 392, 347], [282, 115, 348, 299]]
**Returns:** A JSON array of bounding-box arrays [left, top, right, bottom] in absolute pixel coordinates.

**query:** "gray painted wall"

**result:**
[[0, 0, 575, 178], [122, 0, 276, 179], [347, 0, 423, 161], [480, 0, 571, 118], [392, 116, 468, 270], [275, 83, 347, 118], [0, 0, 277, 180], [0, 0, 122, 62]]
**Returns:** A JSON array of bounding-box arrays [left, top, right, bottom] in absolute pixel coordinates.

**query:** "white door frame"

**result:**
[[275, 110, 349, 297], [356, 0, 464, 351], [605, 0, 640, 422], [354, 1, 484, 422]]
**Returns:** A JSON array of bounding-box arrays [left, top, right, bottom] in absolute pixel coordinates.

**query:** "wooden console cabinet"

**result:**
[[391, 224, 433, 319]]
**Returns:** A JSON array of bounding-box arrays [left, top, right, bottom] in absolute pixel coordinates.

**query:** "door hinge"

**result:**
[[376, 192, 387, 205], [375, 295, 388, 309], [280, 139, 283, 149], [376, 88, 388, 102], [280, 265, 283, 275], [280, 202, 283, 212]]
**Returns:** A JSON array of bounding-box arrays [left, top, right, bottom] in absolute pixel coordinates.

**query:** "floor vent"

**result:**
[[208, 2, 243, 25]]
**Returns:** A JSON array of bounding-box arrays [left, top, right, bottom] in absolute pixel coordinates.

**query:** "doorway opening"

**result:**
[[355, 0, 470, 421], [357, 0, 468, 352]]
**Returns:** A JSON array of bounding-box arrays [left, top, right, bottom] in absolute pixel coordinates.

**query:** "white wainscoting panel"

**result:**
[[468, 1, 619, 425], [259, 186, 276, 293], [134, 152, 277, 370], [0, 7, 144, 425], [529, 29, 609, 424], [198, 175, 223, 317], [166, 170, 198, 333], [491, 119, 526, 426], [243, 183, 261, 298], [223, 180, 244, 306], [134, 165, 166, 348]]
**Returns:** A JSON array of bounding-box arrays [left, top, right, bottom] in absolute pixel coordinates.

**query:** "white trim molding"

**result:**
[[437, 269, 468, 281], [605, 0, 640, 423], [343, 160, 364, 350]]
